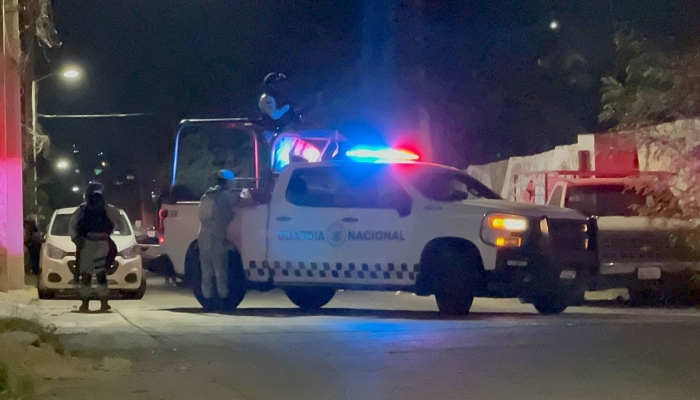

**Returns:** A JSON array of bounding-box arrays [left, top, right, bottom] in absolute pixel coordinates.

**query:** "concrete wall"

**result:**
[[0, 0, 26, 292]]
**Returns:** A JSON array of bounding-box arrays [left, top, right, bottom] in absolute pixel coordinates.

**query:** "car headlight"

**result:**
[[481, 213, 529, 248], [46, 244, 67, 260], [119, 247, 136, 260]]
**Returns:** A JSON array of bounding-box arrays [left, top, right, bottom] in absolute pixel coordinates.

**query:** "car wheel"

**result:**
[[123, 278, 147, 300], [433, 242, 482, 316], [285, 287, 336, 310]]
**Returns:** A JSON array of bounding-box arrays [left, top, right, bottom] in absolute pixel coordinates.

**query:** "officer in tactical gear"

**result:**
[[69, 181, 121, 312], [198, 170, 238, 311], [258, 72, 303, 140]]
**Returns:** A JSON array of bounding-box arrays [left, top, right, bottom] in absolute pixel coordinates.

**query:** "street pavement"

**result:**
[[29, 277, 700, 399]]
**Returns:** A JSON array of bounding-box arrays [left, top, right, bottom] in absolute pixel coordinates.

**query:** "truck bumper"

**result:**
[[482, 217, 597, 303], [591, 261, 700, 291]]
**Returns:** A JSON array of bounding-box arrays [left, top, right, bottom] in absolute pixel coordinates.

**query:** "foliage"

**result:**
[[622, 127, 700, 250], [599, 28, 700, 128]]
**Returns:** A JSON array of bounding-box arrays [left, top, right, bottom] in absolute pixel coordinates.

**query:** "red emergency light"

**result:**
[[346, 147, 420, 162]]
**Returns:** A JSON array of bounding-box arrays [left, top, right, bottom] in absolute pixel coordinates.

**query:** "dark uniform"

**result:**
[[69, 182, 121, 312]]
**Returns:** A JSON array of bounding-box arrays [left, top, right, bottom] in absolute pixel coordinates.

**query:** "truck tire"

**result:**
[[285, 287, 336, 310], [433, 242, 482, 316], [184, 241, 209, 310], [627, 288, 665, 307], [220, 252, 247, 313], [532, 291, 569, 315], [184, 241, 247, 312]]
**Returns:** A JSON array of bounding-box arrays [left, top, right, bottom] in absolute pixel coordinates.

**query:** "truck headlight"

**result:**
[[481, 213, 529, 248], [119, 247, 136, 260]]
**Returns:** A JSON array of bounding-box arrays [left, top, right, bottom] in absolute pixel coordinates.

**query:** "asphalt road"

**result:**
[[38, 277, 700, 400]]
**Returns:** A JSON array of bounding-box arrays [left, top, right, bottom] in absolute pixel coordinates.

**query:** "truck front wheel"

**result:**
[[433, 243, 483, 316], [285, 287, 335, 310], [531, 289, 569, 315]]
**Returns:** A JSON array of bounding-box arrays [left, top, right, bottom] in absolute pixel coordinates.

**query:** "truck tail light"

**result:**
[[158, 208, 168, 244]]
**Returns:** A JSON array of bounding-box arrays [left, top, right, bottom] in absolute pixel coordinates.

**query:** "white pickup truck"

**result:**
[[181, 160, 597, 315]]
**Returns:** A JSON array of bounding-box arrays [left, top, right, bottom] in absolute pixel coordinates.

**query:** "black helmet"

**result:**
[[84, 181, 104, 199], [263, 72, 287, 86]]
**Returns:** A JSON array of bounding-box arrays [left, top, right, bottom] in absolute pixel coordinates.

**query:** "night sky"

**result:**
[[35, 0, 700, 213]]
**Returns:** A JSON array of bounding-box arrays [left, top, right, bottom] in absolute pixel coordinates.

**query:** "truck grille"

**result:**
[[547, 219, 587, 251], [598, 231, 700, 262]]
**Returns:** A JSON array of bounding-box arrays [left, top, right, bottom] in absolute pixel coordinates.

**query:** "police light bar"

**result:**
[[346, 147, 420, 162]]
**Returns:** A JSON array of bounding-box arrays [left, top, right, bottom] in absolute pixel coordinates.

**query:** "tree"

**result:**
[[599, 28, 700, 128], [600, 29, 700, 251]]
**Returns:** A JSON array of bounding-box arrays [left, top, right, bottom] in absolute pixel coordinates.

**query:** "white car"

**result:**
[[39, 207, 146, 299]]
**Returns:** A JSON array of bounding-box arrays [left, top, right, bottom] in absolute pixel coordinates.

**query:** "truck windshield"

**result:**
[[565, 185, 646, 217], [408, 170, 501, 201], [171, 122, 269, 201]]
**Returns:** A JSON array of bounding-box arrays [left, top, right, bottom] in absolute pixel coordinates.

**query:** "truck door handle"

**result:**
[[276, 216, 292, 222], [342, 217, 359, 223]]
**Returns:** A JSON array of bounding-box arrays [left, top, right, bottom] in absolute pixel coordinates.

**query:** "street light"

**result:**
[[32, 64, 84, 140], [55, 159, 70, 171], [29, 64, 84, 208], [71, 185, 80, 193], [61, 67, 82, 80], [549, 20, 561, 31]]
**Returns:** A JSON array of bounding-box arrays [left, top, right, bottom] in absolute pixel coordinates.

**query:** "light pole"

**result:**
[[30, 65, 82, 208]]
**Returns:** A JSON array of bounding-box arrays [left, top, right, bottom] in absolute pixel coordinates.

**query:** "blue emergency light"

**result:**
[[345, 147, 420, 162]]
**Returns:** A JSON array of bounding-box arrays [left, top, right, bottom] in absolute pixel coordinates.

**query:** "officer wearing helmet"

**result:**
[[198, 170, 239, 311], [68, 181, 121, 312], [258, 72, 302, 138]]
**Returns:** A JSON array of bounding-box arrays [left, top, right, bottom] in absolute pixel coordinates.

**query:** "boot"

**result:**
[[99, 298, 111, 312], [78, 299, 90, 313]]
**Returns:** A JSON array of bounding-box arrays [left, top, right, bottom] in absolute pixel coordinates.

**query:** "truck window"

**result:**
[[549, 185, 564, 207], [171, 122, 270, 201], [565, 185, 646, 217], [408, 170, 501, 202], [286, 165, 412, 210]]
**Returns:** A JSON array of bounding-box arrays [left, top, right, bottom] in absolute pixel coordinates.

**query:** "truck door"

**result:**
[[267, 166, 344, 284], [331, 164, 417, 286]]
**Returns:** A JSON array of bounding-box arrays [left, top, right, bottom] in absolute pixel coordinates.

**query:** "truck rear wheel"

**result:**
[[285, 287, 335, 310], [433, 242, 482, 316], [185, 241, 247, 312]]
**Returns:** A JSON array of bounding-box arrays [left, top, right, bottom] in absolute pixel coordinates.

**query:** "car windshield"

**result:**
[[50, 213, 133, 237], [564, 185, 646, 217], [408, 169, 501, 201]]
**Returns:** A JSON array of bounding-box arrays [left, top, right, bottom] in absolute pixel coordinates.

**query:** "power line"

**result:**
[[37, 113, 153, 118]]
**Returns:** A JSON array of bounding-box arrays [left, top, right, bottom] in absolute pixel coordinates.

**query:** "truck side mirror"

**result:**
[[395, 196, 413, 218]]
